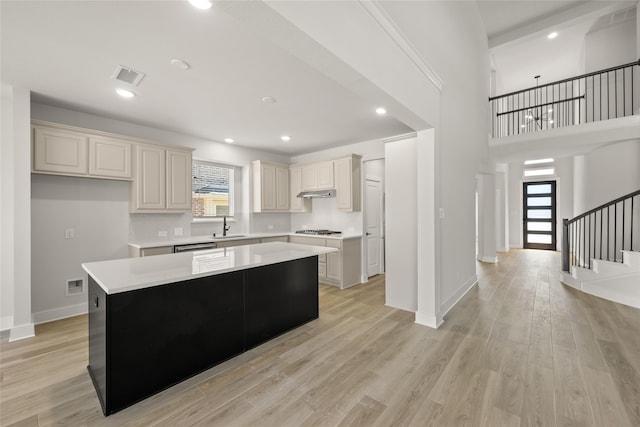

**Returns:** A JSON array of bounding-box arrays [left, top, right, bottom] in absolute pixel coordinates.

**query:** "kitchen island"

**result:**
[[82, 242, 336, 416]]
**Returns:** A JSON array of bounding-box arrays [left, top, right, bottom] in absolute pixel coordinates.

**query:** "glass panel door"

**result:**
[[523, 181, 556, 250]]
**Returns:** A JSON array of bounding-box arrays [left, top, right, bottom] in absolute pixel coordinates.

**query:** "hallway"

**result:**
[[1, 250, 639, 426]]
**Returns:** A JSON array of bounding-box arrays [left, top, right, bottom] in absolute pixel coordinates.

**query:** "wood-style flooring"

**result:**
[[2, 249, 640, 426]]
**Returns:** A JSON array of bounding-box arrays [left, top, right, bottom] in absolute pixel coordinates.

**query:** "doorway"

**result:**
[[364, 159, 385, 278], [523, 180, 556, 250]]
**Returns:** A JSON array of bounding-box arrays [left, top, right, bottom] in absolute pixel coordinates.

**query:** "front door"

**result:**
[[523, 181, 556, 250]]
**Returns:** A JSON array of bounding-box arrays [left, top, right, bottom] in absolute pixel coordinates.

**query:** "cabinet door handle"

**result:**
[[94, 295, 99, 308]]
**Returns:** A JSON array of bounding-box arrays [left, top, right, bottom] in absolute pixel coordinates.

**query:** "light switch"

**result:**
[[65, 228, 74, 239], [158, 231, 168, 237], [174, 227, 183, 236], [439, 208, 445, 219]]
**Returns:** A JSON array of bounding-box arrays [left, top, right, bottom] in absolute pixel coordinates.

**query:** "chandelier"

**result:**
[[521, 75, 554, 130]]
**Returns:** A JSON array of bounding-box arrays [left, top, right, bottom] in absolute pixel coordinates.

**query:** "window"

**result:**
[[192, 160, 234, 218]]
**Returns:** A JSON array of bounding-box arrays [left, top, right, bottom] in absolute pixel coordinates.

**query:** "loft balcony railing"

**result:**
[[490, 59, 640, 138], [562, 189, 640, 273]]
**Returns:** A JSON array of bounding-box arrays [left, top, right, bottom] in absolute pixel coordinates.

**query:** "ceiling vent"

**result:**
[[112, 65, 145, 87]]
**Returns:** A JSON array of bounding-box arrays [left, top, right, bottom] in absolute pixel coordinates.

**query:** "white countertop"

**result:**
[[129, 232, 362, 249], [83, 242, 337, 295]]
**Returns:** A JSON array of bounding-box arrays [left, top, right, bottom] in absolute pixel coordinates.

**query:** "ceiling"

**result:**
[[477, 0, 637, 95], [1, 1, 412, 156], [2, 1, 635, 156]]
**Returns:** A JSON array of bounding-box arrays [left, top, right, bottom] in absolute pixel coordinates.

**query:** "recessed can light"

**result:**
[[170, 59, 190, 70], [375, 107, 387, 115], [188, 0, 212, 10], [548, 31, 558, 39], [224, 138, 234, 144], [281, 135, 291, 142], [115, 88, 135, 98]]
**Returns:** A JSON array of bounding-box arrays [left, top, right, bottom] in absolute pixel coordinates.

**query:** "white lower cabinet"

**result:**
[[288, 235, 361, 289]]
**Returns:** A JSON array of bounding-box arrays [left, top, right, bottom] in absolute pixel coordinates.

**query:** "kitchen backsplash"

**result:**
[[129, 213, 193, 242], [290, 197, 362, 233]]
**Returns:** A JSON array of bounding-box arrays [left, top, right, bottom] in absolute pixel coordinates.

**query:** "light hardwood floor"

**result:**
[[2, 249, 640, 426]]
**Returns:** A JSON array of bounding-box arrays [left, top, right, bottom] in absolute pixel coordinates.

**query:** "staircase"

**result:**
[[561, 250, 640, 308], [561, 189, 640, 309]]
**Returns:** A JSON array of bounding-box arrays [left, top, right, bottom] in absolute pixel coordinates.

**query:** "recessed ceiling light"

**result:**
[[375, 107, 387, 115], [262, 96, 276, 104], [115, 88, 135, 99], [188, 0, 212, 10], [548, 31, 558, 39], [170, 59, 190, 70], [224, 138, 234, 144], [281, 135, 291, 142]]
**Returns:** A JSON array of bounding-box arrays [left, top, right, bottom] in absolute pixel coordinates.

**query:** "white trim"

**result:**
[[382, 132, 418, 144], [9, 322, 35, 342], [440, 274, 479, 317], [32, 302, 87, 325], [359, 1, 444, 92], [415, 311, 443, 329], [478, 255, 498, 263]]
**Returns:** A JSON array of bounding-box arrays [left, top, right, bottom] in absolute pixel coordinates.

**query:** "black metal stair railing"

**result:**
[[490, 60, 640, 138], [562, 189, 640, 273]]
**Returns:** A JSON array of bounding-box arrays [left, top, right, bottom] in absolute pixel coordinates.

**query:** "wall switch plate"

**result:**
[[439, 208, 445, 219], [65, 228, 74, 239], [158, 230, 168, 237], [174, 227, 183, 236]]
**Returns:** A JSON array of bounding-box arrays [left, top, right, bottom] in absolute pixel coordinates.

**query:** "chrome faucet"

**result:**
[[223, 216, 230, 237]]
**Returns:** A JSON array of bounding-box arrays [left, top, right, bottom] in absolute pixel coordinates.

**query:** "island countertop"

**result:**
[[83, 242, 337, 295]]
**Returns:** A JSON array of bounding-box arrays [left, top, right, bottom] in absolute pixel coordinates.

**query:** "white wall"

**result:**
[[31, 175, 129, 321], [585, 11, 637, 72], [584, 140, 640, 210], [384, 136, 418, 311]]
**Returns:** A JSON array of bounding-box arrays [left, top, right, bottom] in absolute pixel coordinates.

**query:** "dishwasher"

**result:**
[[173, 242, 217, 253]]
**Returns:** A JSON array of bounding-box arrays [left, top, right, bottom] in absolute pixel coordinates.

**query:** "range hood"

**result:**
[[296, 189, 336, 198]]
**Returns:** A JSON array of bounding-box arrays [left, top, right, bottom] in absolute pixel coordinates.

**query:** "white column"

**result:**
[[1, 84, 34, 340], [476, 173, 498, 263], [573, 155, 586, 216], [415, 129, 441, 328]]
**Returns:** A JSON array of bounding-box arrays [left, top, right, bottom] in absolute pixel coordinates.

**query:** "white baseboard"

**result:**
[[32, 302, 88, 325], [415, 311, 443, 329], [9, 322, 35, 342], [497, 247, 509, 252], [441, 274, 479, 317], [478, 255, 498, 263]]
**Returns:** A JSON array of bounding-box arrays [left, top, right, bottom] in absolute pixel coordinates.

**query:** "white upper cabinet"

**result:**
[[302, 161, 334, 191], [32, 122, 132, 180], [252, 160, 290, 212], [289, 166, 311, 212], [88, 136, 132, 179], [130, 144, 192, 213], [166, 149, 191, 210], [334, 155, 361, 212], [33, 126, 88, 176]]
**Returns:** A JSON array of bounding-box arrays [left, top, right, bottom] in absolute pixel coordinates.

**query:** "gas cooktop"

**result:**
[[295, 229, 342, 235]]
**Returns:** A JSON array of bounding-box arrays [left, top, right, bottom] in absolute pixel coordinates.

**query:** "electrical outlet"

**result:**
[[158, 230, 168, 237], [268, 225, 274, 230], [65, 228, 74, 239], [439, 208, 445, 219], [174, 227, 183, 236]]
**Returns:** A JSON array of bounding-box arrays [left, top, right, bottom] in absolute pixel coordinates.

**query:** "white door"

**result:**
[[366, 178, 382, 277]]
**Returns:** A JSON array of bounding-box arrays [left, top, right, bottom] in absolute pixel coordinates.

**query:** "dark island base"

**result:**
[[88, 256, 318, 416]]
